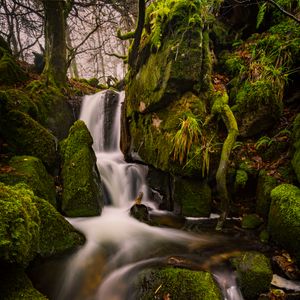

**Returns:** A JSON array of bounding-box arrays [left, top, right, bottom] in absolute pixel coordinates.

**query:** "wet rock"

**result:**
[[60, 120, 103, 217], [130, 204, 150, 223], [131, 267, 223, 300], [268, 184, 300, 264], [231, 251, 273, 299], [149, 211, 186, 229]]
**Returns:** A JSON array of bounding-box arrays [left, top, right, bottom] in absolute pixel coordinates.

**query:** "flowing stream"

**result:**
[[32, 91, 245, 300]]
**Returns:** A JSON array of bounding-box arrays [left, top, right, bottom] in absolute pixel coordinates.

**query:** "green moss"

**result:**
[[33, 196, 85, 257], [269, 184, 300, 263], [0, 110, 57, 169], [241, 214, 263, 229], [0, 156, 56, 207], [0, 52, 28, 85], [60, 120, 103, 217], [0, 183, 40, 265], [0, 266, 47, 300], [292, 114, 300, 184], [133, 267, 222, 300], [231, 251, 272, 299], [256, 170, 277, 218], [174, 178, 211, 217]]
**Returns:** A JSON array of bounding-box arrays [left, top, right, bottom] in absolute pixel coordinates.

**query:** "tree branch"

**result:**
[[266, 0, 300, 24]]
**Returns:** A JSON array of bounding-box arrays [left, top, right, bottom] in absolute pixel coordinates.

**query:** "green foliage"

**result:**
[[255, 136, 273, 150], [256, 2, 267, 29], [241, 214, 263, 229], [172, 112, 201, 165]]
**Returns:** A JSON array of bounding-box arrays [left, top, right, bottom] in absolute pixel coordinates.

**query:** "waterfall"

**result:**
[[47, 90, 244, 300]]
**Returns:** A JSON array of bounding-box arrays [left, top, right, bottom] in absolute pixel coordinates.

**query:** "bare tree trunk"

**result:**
[[43, 0, 67, 86], [66, 25, 79, 78]]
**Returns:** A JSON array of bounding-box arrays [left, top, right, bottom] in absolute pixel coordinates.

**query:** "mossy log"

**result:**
[[207, 91, 238, 230]]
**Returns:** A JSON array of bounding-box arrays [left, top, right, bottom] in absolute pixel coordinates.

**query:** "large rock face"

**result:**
[[124, 0, 216, 177], [60, 120, 103, 217], [268, 184, 300, 263]]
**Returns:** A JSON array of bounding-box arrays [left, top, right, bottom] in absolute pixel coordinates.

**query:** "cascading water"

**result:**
[[34, 91, 244, 300]]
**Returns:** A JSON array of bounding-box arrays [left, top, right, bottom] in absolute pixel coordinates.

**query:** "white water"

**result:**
[[55, 91, 243, 300]]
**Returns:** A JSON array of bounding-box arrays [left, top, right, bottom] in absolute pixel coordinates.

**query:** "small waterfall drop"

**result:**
[[49, 90, 244, 300]]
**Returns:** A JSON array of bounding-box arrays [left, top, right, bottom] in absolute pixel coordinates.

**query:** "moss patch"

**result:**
[[132, 267, 222, 300], [241, 214, 263, 229], [0, 156, 56, 207], [231, 251, 272, 299], [60, 120, 103, 217], [269, 184, 300, 263]]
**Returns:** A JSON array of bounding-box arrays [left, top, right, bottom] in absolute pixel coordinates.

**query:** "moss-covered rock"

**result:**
[[0, 52, 28, 86], [60, 120, 103, 217], [268, 184, 300, 263], [26, 80, 74, 140], [0, 110, 57, 169], [174, 177, 211, 217], [231, 251, 272, 299], [0, 265, 47, 300], [241, 214, 263, 229], [132, 267, 222, 300], [0, 183, 40, 265], [234, 169, 248, 193], [0, 182, 84, 265], [256, 170, 277, 218], [33, 196, 85, 257], [0, 156, 56, 207], [292, 113, 300, 184]]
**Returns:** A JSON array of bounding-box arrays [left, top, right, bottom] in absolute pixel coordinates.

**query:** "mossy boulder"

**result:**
[[0, 156, 56, 207], [132, 267, 222, 300], [256, 170, 277, 218], [231, 251, 272, 299], [268, 184, 300, 263], [26, 80, 74, 140], [60, 120, 103, 217], [0, 52, 28, 86], [33, 196, 85, 257], [0, 266, 47, 300], [174, 178, 211, 217], [0, 183, 40, 265], [0, 110, 57, 169], [292, 113, 300, 184], [0, 183, 84, 266], [241, 214, 263, 229]]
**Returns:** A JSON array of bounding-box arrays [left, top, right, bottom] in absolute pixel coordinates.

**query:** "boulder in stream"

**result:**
[[131, 267, 223, 300], [231, 251, 273, 300], [60, 120, 103, 217]]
